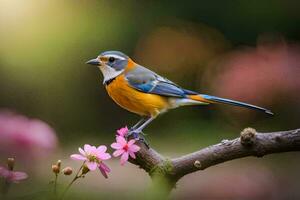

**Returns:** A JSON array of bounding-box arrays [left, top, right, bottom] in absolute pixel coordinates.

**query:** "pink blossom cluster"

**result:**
[[111, 127, 140, 165], [70, 126, 140, 178]]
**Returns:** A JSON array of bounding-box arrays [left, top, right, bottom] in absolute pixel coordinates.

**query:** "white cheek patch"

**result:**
[[98, 65, 124, 84]]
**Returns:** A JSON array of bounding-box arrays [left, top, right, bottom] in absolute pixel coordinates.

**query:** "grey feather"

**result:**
[[125, 65, 186, 97]]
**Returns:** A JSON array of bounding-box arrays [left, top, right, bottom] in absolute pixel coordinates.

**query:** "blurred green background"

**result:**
[[0, 0, 300, 199]]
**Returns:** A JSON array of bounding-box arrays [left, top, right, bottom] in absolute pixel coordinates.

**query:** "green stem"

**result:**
[[1, 178, 11, 197], [60, 163, 85, 200], [54, 174, 58, 196]]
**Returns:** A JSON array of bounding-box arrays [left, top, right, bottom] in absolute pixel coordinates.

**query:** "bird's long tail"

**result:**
[[188, 94, 273, 115]]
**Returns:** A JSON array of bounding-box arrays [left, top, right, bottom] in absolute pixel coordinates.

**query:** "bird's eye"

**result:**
[[108, 57, 115, 63]]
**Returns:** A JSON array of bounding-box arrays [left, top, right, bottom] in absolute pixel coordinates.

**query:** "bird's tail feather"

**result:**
[[188, 94, 273, 115]]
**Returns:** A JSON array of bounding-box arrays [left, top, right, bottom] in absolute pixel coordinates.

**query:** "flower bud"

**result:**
[[62, 167, 73, 175], [57, 160, 62, 168], [52, 164, 60, 174], [81, 165, 90, 175], [7, 158, 15, 170]]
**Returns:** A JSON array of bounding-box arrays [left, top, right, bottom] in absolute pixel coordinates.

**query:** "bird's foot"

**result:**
[[138, 133, 150, 149], [126, 130, 150, 149], [126, 129, 140, 139]]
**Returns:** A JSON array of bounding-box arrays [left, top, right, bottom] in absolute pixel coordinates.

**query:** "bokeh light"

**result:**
[[0, 0, 299, 199]]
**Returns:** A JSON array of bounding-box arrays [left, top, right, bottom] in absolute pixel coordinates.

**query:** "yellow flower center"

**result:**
[[87, 155, 99, 163]]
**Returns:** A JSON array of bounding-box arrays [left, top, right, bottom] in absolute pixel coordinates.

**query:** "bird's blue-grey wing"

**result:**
[[125, 65, 192, 97]]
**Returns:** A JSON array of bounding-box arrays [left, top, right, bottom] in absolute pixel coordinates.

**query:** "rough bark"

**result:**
[[130, 128, 300, 192]]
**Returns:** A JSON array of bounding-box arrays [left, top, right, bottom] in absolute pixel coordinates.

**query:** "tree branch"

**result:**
[[130, 128, 300, 191], [172, 128, 300, 178]]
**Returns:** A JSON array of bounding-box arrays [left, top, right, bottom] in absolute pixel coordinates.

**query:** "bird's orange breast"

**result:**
[[105, 75, 169, 117]]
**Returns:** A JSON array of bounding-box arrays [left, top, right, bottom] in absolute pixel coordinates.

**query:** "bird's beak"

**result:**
[[86, 58, 101, 66]]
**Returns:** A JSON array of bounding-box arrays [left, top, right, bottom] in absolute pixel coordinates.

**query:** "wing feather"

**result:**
[[125, 65, 188, 97]]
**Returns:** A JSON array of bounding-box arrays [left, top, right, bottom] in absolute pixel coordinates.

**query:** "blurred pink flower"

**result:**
[[71, 144, 111, 178], [0, 111, 57, 162], [116, 126, 129, 137], [111, 136, 140, 165], [208, 43, 300, 107], [0, 166, 28, 183]]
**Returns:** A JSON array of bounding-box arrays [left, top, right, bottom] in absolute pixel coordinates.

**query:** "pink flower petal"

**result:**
[[0, 166, 6, 176], [98, 163, 110, 179], [84, 144, 93, 154], [129, 151, 136, 159], [99, 162, 111, 173], [98, 162, 111, 179], [120, 152, 129, 165], [0, 166, 28, 183], [98, 152, 111, 160], [129, 144, 140, 152], [113, 149, 125, 157], [0, 166, 10, 178], [127, 139, 136, 146], [79, 147, 85, 155], [90, 146, 98, 154], [70, 154, 87, 161], [12, 171, 28, 182], [116, 136, 127, 146], [86, 161, 98, 171], [96, 145, 107, 154], [99, 166, 108, 178], [117, 126, 128, 137], [111, 142, 122, 150]]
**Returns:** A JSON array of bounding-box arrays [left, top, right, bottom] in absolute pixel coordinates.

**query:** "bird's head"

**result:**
[[86, 51, 134, 83]]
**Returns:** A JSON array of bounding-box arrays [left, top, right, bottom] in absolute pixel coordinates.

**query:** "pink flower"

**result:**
[[116, 126, 129, 137], [0, 111, 57, 162], [210, 43, 300, 111], [71, 144, 111, 178], [111, 136, 140, 165], [0, 166, 28, 183]]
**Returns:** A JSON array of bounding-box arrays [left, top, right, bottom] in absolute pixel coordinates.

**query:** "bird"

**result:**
[[86, 51, 273, 139]]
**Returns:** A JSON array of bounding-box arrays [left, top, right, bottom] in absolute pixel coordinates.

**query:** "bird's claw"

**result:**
[[126, 130, 150, 149], [125, 129, 140, 140], [138, 134, 150, 149]]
